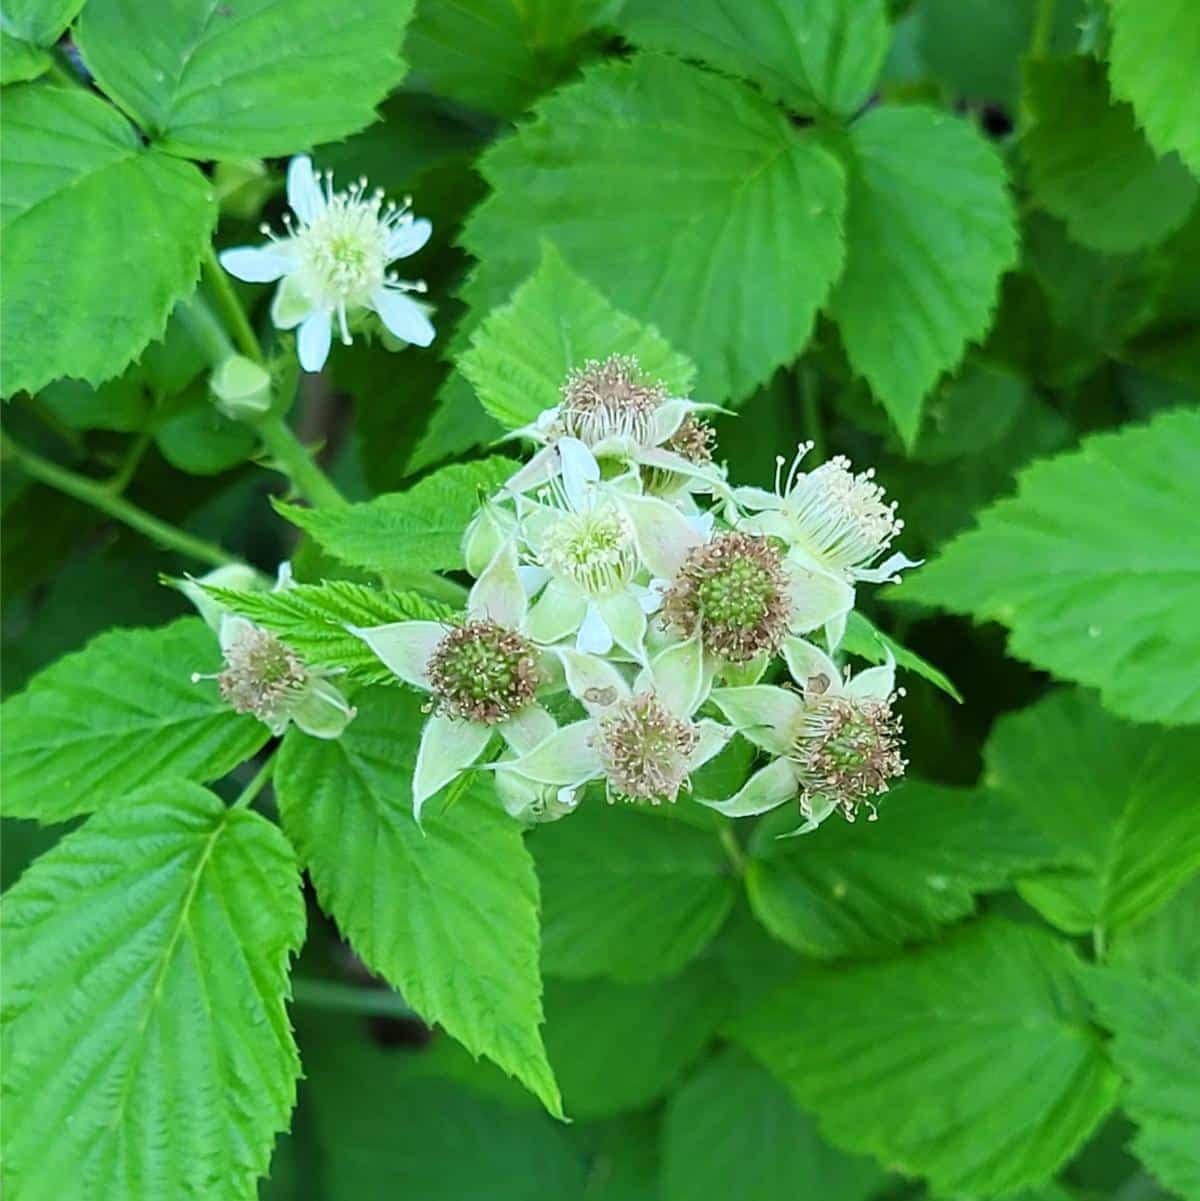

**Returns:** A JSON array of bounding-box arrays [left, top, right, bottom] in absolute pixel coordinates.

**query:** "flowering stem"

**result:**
[[257, 414, 347, 508], [201, 244, 263, 364], [231, 752, 278, 811], [1030, 0, 1057, 58], [1, 432, 237, 568], [1092, 924, 1107, 962], [799, 369, 825, 464], [719, 827, 746, 875], [292, 977, 416, 1019]]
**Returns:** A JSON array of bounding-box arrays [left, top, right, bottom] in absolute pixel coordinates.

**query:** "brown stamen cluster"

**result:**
[[426, 620, 539, 724], [561, 354, 666, 446], [793, 694, 906, 821], [593, 692, 699, 804], [665, 414, 716, 465], [218, 627, 308, 721], [660, 532, 791, 662]]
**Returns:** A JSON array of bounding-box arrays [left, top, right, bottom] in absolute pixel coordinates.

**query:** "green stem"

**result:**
[[202, 243, 263, 364], [232, 752, 277, 811], [1030, 0, 1057, 58], [105, 432, 152, 495], [719, 827, 747, 876], [292, 977, 416, 1019], [799, 369, 825, 463], [2, 432, 236, 568], [176, 291, 236, 367], [1092, 924, 1107, 962], [257, 414, 346, 508]]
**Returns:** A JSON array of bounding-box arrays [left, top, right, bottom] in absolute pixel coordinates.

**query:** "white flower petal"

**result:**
[[503, 446, 559, 496], [386, 217, 432, 259], [218, 614, 255, 653], [594, 591, 646, 662], [270, 272, 314, 330], [347, 620, 444, 688], [373, 289, 435, 347], [412, 714, 492, 821], [499, 720, 602, 786], [287, 155, 324, 223], [621, 492, 703, 579], [689, 719, 733, 770], [845, 657, 896, 701], [732, 485, 784, 511], [297, 309, 333, 372], [777, 794, 839, 838], [787, 562, 854, 636], [825, 608, 848, 652], [577, 601, 614, 654], [700, 758, 799, 817], [525, 580, 587, 645], [558, 437, 600, 513], [499, 704, 557, 755], [517, 564, 551, 598], [782, 636, 843, 695], [219, 246, 293, 283], [855, 551, 923, 584], [468, 540, 526, 628], [709, 685, 804, 755], [646, 634, 705, 718], [556, 647, 631, 713], [290, 678, 356, 740]]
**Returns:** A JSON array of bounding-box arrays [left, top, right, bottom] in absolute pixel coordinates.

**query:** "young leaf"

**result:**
[[75, 0, 414, 159], [732, 918, 1120, 1198], [1086, 968, 1200, 1200], [459, 242, 695, 430], [532, 802, 737, 982], [0, 84, 215, 398], [745, 780, 1057, 960], [462, 54, 846, 402], [274, 687, 563, 1117], [618, 0, 888, 118], [1024, 57, 1197, 254], [1, 781, 304, 1201], [898, 408, 1200, 725], [276, 456, 518, 577], [1106, 0, 1200, 179], [208, 580, 453, 687], [840, 610, 962, 702], [827, 105, 1018, 443], [544, 961, 728, 1119], [1, 618, 267, 824], [662, 1048, 884, 1201], [983, 689, 1200, 936]]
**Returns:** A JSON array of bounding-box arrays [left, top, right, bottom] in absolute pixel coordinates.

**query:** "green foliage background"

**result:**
[[2, 1, 1198, 1199]]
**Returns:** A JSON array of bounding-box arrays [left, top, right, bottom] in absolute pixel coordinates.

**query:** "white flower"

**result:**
[[348, 541, 557, 822], [515, 438, 703, 659], [219, 155, 434, 372], [701, 637, 905, 835]]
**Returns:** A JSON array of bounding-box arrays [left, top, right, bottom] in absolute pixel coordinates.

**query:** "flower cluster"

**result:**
[[352, 354, 919, 833]]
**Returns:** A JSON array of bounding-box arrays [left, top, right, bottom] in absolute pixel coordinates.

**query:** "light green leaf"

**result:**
[[1, 617, 267, 824], [840, 610, 962, 702], [532, 803, 737, 982], [898, 408, 1200, 724], [1, 781, 304, 1201], [459, 242, 695, 431], [827, 105, 1018, 443], [0, 0, 85, 45], [618, 0, 888, 117], [983, 690, 1200, 936], [746, 780, 1057, 960], [1086, 967, 1200, 1200], [732, 918, 1120, 1198], [277, 455, 518, 577], [662, 1048, 884, 1201], [1109, 877, 1200, 985], [0, 84, 215, 398], [275, 687, 562, 1117], [544, 961, 728, 1119], [462, 54, 846, 402], [1107, 0, 1200, 179], [1024, 56, 1197, 254], [75, 0, 413, 159], [405, 0, 618, 118], [0, 32, 49, 83], [209, 581, 453, 687]]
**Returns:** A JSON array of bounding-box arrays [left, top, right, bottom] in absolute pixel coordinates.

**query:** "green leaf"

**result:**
[[0, 0, 85, 45], [459, 242, 695, 431], [154, 389, 258, 475], [662, 1048, 884, 1201], [277, 455, 518, 577], [405, 0, 618, 118], [618, 0, 888, 117], [544, 961, 728, 1119], [1, 617, 267, 824], [827, 105, 1018, 443], [840, 610, 962, 702], [1086, 967, 1200, 1200], [1024, 57, 1198, 254], [75, 0, 414, 159], [274, 687, 562, 1117], [1107, 0, 1200, 179], [0, 84, 215, 398], [746, 780, 1056, 960], [898, 408, 1200, 724], [1109, 877, 1200, 985], [209, 581, 453, 687], [532, 803, 737, 982], [462, 54, 846, 402], [0, 32, 49, 83], [38, 371, 153, 433], [732, 918, 1120, 1198], [1, 780, 304, 1201], [982, 690, 1200, 936]]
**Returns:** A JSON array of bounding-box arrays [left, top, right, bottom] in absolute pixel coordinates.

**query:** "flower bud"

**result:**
[[210, 354, 272, 420], [462, 495, 515, 577]]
